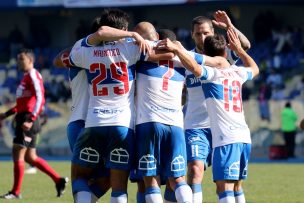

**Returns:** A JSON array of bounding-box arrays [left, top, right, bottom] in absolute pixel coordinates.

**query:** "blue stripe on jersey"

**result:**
[[202, 83, 233, 100], [194, 53, 204, 65], [185, 74, 201, 88], [202, 83, 223, 100], [81, 37, 92, 47], [137, 61, 185, 81], [86, 64, 135, 84], [247, 71, 253, 80], [69, 67, 83, 81], [200, 68, 209, 80]]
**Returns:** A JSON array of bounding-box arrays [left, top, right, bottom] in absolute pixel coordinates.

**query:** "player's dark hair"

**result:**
[[18, 48, 35, 61], [203, 33, 226, 57], [191, 16, 213, 32], [99, 9, 130, 30], [90, 17, 101, 33], [158, 29, 177, 41]]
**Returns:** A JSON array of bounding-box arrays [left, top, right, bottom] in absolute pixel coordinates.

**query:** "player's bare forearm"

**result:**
[[232, 27, 251, 50], [87, 26, 134, 45], [175, 48, 202, 77]]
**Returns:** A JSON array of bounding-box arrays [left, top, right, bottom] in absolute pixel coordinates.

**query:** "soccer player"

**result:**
[[134, 22, 193, 203], [69, 9, 151, 203], [53, 18, 111, 202], [134, 22, 191, 202], [0, 49, 68, 200], [158, 28, 259, 203], [183, 10, 251, 202]]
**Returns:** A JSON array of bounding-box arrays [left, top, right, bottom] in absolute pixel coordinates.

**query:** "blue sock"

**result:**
[[164, 186, 177, 202], [111, 191, 128, 202], [191, 183, 202, 202], [89, 183, 108, 198], [72, 179, 91, 194], [136, 191, 145, 203], [218, 190, 234, 202]]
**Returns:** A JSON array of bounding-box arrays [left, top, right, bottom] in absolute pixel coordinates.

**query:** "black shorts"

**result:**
[[13, 112, 41, 148]]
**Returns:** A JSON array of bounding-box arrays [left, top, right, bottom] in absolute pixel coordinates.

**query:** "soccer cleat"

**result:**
[[55, 177, 69, 197], [25, 166, 37, 174], [0, 191, 22, 199]]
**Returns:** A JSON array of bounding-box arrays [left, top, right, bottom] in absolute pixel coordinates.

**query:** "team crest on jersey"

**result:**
[[228, 161, 240, 177], [171, 155, 185, 172], [80, 147, 99, 163], [139, 154, 157, 170], [110, 148, 129, 164]]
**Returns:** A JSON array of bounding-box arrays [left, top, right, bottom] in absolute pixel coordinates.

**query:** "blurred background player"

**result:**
[[183, 10, 251, 203], [0, 48, 68, 200], [281, 101, 298, 158]]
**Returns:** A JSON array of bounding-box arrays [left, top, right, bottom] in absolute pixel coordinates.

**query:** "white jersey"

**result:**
[[200, 65, 253, 148], [68, 67, 89, 123], [70, 37, 142, 129], [184, 48, 238, 130], [56, 39, 89, 124], [136, 50, 191, 128]]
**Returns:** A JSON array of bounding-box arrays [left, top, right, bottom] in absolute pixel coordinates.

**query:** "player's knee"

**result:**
[[72, 164, 94, 180], [234, 180, 243, 191], [24, 155, 36, 164], [188, 163, 204, 180]]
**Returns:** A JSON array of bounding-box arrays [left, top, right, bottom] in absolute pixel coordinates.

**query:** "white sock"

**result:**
[[175, 182, 193, 203], [219, 196, 235, 203], [193, 191, 202, 203], [218, 191, 235, 203], [234, 190, 245, 203], [110, 192, 127, 203], [74, 191, 92, 203], [145, 187, 163, 203], [146, 193, 163, 203], [190, 184, 202, 203]]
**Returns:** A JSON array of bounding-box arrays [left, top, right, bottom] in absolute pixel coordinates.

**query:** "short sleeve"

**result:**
[[69, 38, 87, 69], [200, 66, 215, 81], [233, 65, 253, 82]]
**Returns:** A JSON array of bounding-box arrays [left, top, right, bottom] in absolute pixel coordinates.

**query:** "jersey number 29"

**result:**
[[89, 62, 129, 96]]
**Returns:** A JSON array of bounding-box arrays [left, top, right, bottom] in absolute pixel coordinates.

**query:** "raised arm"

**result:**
[[227, 28, 259, 77], [87, 26, 151, 54], [212, 10, 251, 50]]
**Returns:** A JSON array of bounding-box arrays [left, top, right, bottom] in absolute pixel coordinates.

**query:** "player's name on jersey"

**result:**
[[93, 48, 120, 57]]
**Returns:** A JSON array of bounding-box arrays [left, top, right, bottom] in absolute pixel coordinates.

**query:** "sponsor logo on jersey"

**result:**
[[93, 108, 124, 115]]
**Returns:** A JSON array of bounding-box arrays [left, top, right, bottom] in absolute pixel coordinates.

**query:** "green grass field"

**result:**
[[0, 161, 303, 203]]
